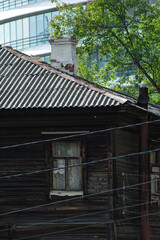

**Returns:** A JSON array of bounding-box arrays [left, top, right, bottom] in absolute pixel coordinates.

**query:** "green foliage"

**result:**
[[77, 53, 104, 84], [50, 0, 160, 104]]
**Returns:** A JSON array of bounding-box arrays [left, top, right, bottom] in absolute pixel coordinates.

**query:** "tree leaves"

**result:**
[[50, 0, 160, 104]]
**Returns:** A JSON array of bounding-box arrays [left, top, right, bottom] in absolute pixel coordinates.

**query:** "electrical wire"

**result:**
[[0, 197, 156, 235], [0, 187, 155, 235], [0, 176, 159, 217], [6, 198, 158, 228], [15, 208, 160, 240], [0, 179, 144, 233], [0, 147, 159, 180], [0, 119, 160, 150], [0, 120, 159, 235], [0, 196, 140, 233]]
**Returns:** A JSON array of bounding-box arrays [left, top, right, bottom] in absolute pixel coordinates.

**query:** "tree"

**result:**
[[50, 0, 160, 103]]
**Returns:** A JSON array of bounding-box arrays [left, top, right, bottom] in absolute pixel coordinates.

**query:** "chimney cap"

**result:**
[[49, 37, 77, 45]]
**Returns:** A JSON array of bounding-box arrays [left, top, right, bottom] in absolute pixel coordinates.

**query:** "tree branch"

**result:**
[[110, 30, 160, 93]]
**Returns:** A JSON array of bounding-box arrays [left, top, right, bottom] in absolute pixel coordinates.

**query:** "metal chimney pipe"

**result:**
[[137, 83, 149, 109]]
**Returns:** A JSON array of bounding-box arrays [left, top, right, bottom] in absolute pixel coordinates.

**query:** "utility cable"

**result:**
[[0, 119, 160, 150], [0, 197, 140, 233], [16, 208, 160, 240], [0, 147, 159, 180], [0, 187, 143, 232], [0, 182, 144, 233], [6, 198, 159, 228], [0, 197, 156, 234], [0, 176, 159, 217]]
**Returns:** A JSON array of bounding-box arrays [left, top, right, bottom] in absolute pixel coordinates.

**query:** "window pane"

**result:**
[[37, 14, 44, 45], [150, 152, 156, 165], [0, 25, 4, 43], [151, 175, 156, 194], [10, 0, 15, 9], [4, 23, 10, 43], [22, 0, 29, 6], [53, 142, 80, 157], [44, 12, 51, 34], [53, 159, 65, 189], [69, 143, 80, 157], [10, 21, 16, 42], [16, 19, 23, 48], [51, 11, 59, 18], [29, 16, 36, 46], [23, 18, 29, 48], [16, 0, 21, 8], [53, 142, 68, 156], [157, 177, 160, 193], [29, 0, 35, 4], [16, 19, 22, 37], [68, 159, 81, 190], [3, 1, 9, 11]]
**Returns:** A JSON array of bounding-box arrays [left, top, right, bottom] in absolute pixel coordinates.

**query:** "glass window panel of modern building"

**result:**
[[0, 25, 4, 43], [23, 18, 29, 48], [37, 14, 44, 45], [0, 0, 44, 12], [11, 21, 16, 43], [16, 19, 23, 48], [44, 12, 51, 34], [29, 16, 37, 47], [0, 1, 107, 66], [4, 23, 10, 43], [0, 11, 58, 50]]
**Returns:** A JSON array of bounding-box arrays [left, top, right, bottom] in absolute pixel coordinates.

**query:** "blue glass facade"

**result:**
[[41, 55, 51, 63], [0, 0, 106, 66], [0, 0, 44, 12], [0, 11, 58, 49]]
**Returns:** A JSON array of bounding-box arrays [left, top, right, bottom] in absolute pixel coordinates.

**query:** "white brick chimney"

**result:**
[[49, 37, 78, 76]]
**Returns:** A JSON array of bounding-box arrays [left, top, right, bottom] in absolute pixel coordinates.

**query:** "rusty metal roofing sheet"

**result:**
[[0, 46, 128, 109]]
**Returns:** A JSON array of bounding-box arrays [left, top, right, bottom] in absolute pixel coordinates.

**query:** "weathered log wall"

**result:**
[[0, 108, 114, 239], [1, 108, 160, 239], [114, 129, 141, 240]]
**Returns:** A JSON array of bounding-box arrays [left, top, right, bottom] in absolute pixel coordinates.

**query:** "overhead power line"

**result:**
[[0, 176, 159, 217], [0, 198, 158, 235], [0, 119, 160, 150], [0, 119, 159, 237], [0, 196, 141, 233], [0, 147, 159, 180], [3, 198, 158, 229], [16, 208, 160, 240]]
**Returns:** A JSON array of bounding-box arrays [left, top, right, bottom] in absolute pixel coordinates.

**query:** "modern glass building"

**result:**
[[0, 0, 157, 65], [0, 0, 84, 62]]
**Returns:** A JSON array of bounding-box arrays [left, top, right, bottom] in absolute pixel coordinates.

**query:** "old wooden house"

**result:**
[[0, 39, 160, 240]]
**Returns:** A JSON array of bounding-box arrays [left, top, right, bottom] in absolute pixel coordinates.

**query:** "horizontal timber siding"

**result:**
[[114, 129, 140, 240], [0, 109, 114, 239]]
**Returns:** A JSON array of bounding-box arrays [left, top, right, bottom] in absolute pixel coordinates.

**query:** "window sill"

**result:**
[[50, 190, 83, 198]]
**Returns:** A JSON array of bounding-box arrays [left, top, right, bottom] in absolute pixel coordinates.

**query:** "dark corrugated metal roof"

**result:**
[[0, 46, 128, 109]]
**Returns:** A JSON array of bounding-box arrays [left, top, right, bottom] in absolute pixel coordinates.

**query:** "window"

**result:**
[[29, 16, 36, 47], [151, 174, 160, 195], [50, 142, 83, 197], [150, 152, 160, 205]]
